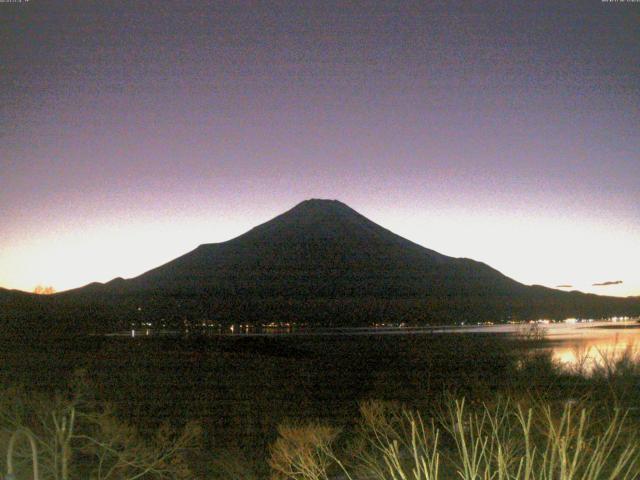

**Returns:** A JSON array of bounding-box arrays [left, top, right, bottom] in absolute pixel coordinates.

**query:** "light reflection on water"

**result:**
[[441, 320, 640, 371], [541, 322, 640, 372]]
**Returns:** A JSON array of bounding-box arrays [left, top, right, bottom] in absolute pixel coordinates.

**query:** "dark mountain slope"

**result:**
[[120, 199, 522, 298], [47, 199, 639, 329], [0, 287, 31, 300], [5, 199, 637, 334]]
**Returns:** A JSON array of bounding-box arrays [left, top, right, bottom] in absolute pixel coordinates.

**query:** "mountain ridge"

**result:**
[[3, 199, 639, 335], [92, 199, 520, 298]]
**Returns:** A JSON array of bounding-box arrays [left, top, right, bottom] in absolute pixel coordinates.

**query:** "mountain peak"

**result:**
[[239, 199, 367, 234], [299, 198, 345, 205], [246, 198, 375, 238], [289, 198, 353, 214]]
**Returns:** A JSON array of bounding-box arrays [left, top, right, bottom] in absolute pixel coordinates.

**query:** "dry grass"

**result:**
[[268, 398, 640, 480]]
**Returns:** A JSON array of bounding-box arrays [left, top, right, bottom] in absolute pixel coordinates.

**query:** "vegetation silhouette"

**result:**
[[0, 332, 639, 477]]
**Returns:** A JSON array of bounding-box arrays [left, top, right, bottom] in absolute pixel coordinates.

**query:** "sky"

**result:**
[[1, 1, 639, 296]]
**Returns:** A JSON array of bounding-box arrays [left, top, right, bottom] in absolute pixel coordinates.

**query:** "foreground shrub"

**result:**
[[269, 423, 341, 480], [0, 373, 200, 480], [270, 398, 640, 480], [439, 398, 638, 480]]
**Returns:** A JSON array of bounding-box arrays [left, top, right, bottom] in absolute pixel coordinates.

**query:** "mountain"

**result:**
[[3, 200, 639, 335], [0, 287, 37, 304], [119, 199, 518, 296], [43, 199, 639, 331]]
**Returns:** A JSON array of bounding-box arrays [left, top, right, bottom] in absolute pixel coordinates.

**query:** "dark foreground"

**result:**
[[0, 332, 638, 478]]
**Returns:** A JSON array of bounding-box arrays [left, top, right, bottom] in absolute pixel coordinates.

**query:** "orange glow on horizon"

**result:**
[[1, 204, 639, 297]]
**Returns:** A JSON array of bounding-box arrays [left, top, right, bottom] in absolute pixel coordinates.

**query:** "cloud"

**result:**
[[556, 284, 573, 288], [592, 280, 623, 286]]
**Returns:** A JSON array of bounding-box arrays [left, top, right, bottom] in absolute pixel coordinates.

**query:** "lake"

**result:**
[[122, 318, 640, 372], [2, 317, 639, 462]]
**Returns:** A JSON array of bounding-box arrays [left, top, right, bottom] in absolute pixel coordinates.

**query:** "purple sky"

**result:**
[[1, 1, 639, 296]]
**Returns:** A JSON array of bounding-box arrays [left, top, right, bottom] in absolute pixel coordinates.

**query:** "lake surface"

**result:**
[[123, 319, 640, 372]]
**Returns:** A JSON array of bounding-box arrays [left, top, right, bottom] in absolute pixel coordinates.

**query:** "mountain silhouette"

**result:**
[[120, 199, 518, 298], [3, 200, 639, 334]]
